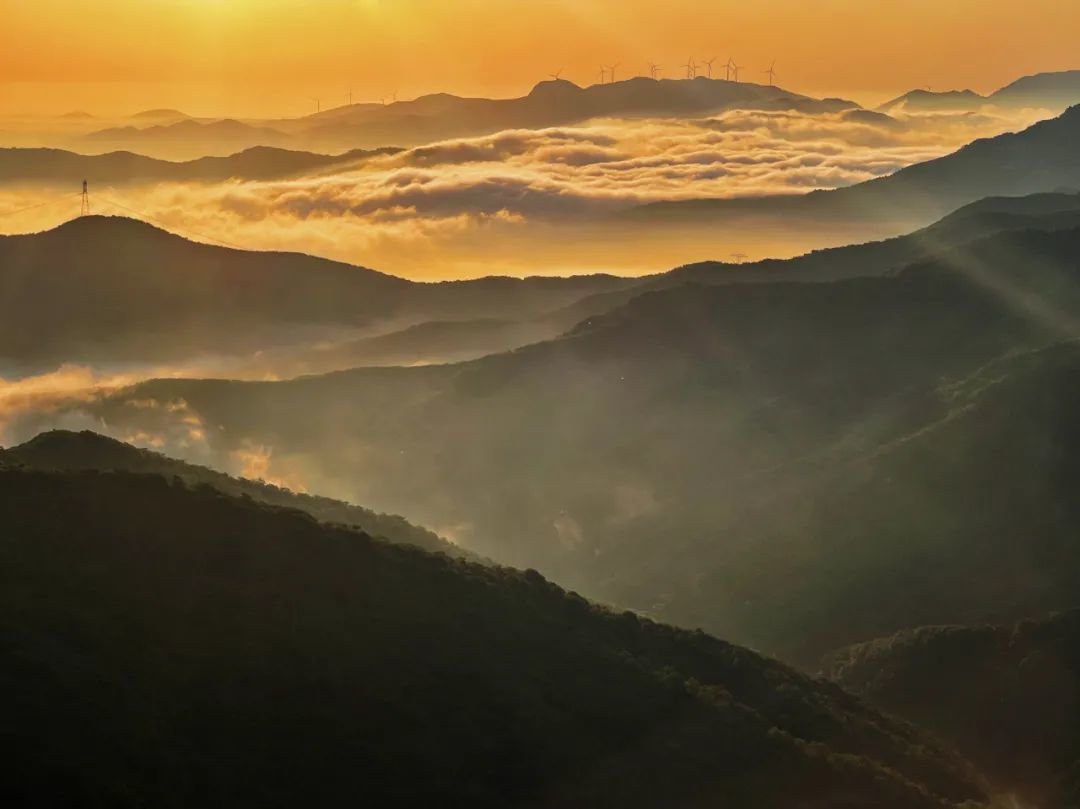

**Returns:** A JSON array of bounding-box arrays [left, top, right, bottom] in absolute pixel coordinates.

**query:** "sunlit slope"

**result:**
[[0, 466, 987, 808]]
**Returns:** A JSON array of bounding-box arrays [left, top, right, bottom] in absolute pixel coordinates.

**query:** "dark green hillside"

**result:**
[[0, 468, 986, 808], [0, 429, 465, 558], [826, 610, 1080, 808]]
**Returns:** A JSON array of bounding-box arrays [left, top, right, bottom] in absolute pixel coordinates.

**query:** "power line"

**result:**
[[0, 189, 252, 253], [0, 194, 82, 219], [94, 196, 250, 251]]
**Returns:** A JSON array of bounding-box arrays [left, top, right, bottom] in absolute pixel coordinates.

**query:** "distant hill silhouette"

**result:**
[[82, 118, 296, 159], [0, 429, 464, 558], [826, 610, 1080, 808], [0, 145, 398, 186], [877, 88, 986, 113], [991, 69, 1080, 109], [877, 70, 1080, 114], [0, 215, 640, 371], [91, 77, 857, 155], [0, 464, 989, 808], [629, 104, 1080, 229], [130, 108, 190, 121], [298, 77, 857, 149]]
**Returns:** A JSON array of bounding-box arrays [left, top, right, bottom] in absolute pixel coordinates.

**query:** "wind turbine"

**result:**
[[730, 61, 743, 82], [703, 56, 718, 79], [599, 65, 607, 84], [606, 63, 620, 83], [648, 61, 662, 79], [549, 69, 563, 81], [762, 60, 778, 85], [725, 57, 734, 81], [311, 97, 321, 113], [685, 57, 697, 79]]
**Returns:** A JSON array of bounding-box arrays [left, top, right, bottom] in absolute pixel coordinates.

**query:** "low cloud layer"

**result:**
[[1, 106, 1050, 277]]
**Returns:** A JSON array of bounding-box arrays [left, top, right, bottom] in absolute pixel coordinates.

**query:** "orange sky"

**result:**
[[2, 0, 1079, 117]]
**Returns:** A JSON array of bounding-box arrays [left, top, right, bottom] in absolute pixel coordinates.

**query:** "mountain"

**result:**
[[0, 429, 464, 558], [67, 78, 857, 157], [79, 222, 1080, 664], [0, 145, 397, 186], [629, 104, 1080, 231], [0, 215, 641, 371], [826, 610, 1080, 808], [273, 316, 567, 375], [6, 193, 1078, 373], [82, 118, 296, 159], [0, 465, 988, 808], [877, 88, 986, 113], [130, 108, 190, 121], [990, 69, 1080, 109], [270, 77, 859, 151], [662, 190, 1080, 286], [877, 70, 1080, 115]]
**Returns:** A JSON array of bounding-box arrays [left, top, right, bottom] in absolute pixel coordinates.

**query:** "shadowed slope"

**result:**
[[826, 610, 1080, 808], [0, 466, 987, 808]]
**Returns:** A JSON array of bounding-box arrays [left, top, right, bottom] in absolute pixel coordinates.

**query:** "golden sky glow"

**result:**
[[2, 0, 1079, 117]]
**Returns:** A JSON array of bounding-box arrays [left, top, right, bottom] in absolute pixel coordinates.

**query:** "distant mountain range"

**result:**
[[75, 77, 858, 157], [827, 610, 1080, 808], [878, 69, 1080, 113], [81, 118, 297, 159], [0, 144, 397, 186], [63, 69, 1080, 160], [0, 459, 992, 808]]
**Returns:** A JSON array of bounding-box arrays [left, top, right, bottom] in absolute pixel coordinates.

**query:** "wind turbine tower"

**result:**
[[763, 60, 778, 85]]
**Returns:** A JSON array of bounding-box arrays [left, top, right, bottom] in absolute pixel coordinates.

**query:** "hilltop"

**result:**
[[0, 429, 465, 558]]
